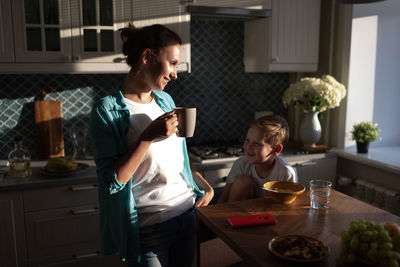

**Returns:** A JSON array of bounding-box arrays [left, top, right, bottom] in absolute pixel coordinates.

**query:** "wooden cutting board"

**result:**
[[35, 101, 65, 159]]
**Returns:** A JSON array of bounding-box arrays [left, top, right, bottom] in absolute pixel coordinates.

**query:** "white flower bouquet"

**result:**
[[282, 75, 347, 112]]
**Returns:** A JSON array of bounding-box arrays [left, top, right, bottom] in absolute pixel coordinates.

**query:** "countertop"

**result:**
[[0, 160, 97, 191], [333, 146, 400, 175], [1, 146, 399, 192]]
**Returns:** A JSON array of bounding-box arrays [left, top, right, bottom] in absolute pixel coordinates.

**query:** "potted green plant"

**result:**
[[350, 121, 380, 153]]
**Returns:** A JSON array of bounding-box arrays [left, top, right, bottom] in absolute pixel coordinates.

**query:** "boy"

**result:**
[[218, 114, 297, 203]]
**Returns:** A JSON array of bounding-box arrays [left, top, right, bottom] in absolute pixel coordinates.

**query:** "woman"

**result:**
[[89, 24, 213, 267]]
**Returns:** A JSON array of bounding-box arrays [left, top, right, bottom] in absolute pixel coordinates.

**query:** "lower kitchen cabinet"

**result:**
[[0, 182, 127, 267], [0, 192, 27, 267], [293, 157, 337, 190]]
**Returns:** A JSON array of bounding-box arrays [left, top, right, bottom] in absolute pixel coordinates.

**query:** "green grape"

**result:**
[[365, 220, 375, 229], [349, 223, 358, 234], [350, 235, 360, 250], [382, 242, 394, 251], [367, 248, 379, 263], [371, 241, 378, 250], [379, 248, 390, 259], [393, 235, 400, 252], [360, 242, 370, 254], [341, 230, 351, 242], [358, 223, 367, 232], [371, 230, 379, 241], [388, 259, 399, 267], [375, 224, 385, 231], [388, 250, 400, 260], [362, 231, 372, 242], [378, 230, 392, 243]]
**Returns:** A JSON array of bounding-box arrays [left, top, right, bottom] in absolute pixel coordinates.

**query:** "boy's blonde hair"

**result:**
[[250, 114, 289, 147]]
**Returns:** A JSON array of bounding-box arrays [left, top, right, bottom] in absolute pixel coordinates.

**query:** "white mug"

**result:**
[[174, 107, 196, 138]]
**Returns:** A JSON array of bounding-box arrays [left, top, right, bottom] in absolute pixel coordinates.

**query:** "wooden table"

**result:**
[[196, 190, 400, 266]]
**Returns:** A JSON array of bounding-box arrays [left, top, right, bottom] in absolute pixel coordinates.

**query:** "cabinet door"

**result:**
[[0, 0, 15, 62], [244, 0, 320, 72], [25, 205, 100, 259], [0, 192, 27, 267], [295, 157, 337, 190], [70, 0, 126, 63], [131, 0, 191, 72], [11, 0, 73, 62], [269, 0, 320, 71]]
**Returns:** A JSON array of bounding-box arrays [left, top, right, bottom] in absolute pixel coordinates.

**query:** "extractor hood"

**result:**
[[186, 5, 272, 20]]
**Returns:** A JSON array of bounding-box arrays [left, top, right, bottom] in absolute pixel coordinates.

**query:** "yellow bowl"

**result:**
[[263, 181, 305, 204]]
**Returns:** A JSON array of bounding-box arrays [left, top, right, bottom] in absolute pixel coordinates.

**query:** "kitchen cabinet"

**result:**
[[0, 181, 126, 266], [293, 156, 337, 190], [129, 0, 191, 72], [0, 192, 27, 267], [0, 0, 14, 62], [244, 0, 321, 72], [6, 0, 128, 73], [1, 0, 189, 73]]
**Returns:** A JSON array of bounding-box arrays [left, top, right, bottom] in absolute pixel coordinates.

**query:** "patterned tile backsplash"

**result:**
[[0, 18, 289, 160]]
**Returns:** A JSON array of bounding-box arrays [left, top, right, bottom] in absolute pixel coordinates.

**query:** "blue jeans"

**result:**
[[129, 207, 196, 267]]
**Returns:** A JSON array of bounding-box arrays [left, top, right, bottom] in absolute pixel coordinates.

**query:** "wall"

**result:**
[[344, 0, 400, 148], [0, 18, 289, 160]]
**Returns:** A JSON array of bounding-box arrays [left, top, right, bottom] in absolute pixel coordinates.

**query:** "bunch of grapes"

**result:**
[[336, 219, 400, 267]]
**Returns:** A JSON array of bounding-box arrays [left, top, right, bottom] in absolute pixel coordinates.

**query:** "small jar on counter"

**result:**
[[8, 136, 32, 178]]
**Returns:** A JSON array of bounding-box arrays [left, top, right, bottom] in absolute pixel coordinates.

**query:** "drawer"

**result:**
[[25, 205, 100, 259], [28, 251, 127, 267], [23, 184, 98, 212]]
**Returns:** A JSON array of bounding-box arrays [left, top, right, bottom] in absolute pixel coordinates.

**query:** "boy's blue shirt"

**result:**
[[89, 89, 204, 262]]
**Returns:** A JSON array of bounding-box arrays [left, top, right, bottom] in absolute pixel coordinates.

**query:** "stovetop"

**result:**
[[188, 144, 245, 164], [188, 143, 321, 164]]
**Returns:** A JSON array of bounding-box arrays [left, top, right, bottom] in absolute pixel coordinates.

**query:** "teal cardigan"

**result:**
[[89, 90, 204, 263]]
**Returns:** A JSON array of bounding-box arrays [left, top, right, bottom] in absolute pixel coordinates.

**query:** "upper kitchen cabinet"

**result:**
[[6, 0, 129, 73], [244, 0, 321, 72], [1, 0, 190, 73], [0, 0, 14, 62], [130, 0, 191, 72]]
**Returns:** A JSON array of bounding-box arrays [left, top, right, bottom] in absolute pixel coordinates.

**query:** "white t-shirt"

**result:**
[[124, 97, 195, 227], [226, 156, 298, 197]]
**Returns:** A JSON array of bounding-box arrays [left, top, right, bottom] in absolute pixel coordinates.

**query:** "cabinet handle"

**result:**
[[64, 55, 72, 61], [270, 57, 279, 62], [69, 185, 97, 191], [295, 161, 317, 167], [70, 208, 98, 215], [73, 55, 81, 61], [73, 251, 100, 259]]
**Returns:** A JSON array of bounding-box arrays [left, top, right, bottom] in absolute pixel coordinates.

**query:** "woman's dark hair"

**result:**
[[119, 23, 182, 68]]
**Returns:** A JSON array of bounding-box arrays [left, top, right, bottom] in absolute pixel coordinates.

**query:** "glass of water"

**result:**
[[310, 180, 332, 209]]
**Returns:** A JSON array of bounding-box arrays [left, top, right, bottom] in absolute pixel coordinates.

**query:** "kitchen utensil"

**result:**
[[35, 101, 64, 159]]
